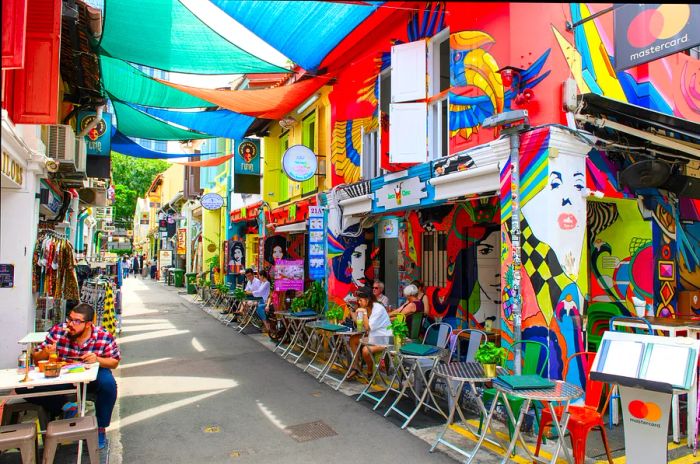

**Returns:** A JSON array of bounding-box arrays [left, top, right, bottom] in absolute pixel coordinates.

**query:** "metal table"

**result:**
[[303, 321, 354, 380], [282, 314, 320, 362], [430, 362, 507, 463], [494, 379, 583, 464], [356, 336, 405, 409], [272, 312, 292, 354]]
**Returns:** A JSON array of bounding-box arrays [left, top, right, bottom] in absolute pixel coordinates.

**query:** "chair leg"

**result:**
[[599, 426, 614, 464], [42, 436, 58, 464], [534, 418, 547, 458], [86, 434, 100, 464], [19, 437, 36, 464]]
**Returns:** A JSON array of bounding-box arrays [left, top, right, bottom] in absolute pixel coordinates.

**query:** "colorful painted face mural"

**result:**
[[522, 154, 587, 279], [475, 229, 501, 324], [350, 243, 368, 287]]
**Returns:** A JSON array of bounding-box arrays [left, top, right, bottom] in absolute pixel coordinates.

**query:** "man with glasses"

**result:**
[[372, 280, 390, 308], [28, 302, 120, 450]]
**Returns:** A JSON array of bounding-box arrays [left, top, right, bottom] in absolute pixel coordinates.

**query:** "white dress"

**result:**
[[368, 302, 392, 337]]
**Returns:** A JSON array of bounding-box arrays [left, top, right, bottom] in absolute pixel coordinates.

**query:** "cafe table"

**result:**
[[0, 362, 99, 464], [272, 311, 292, 354], [303, 321, 352, 379], [356, 336, 406, 410], [282, 313, 320, 363], [429, 362, 508, 463], [610, 315, 692, 337], [384, 346, 450, 429], [494, 379, 583, 464], [322, 327, 367, 390]]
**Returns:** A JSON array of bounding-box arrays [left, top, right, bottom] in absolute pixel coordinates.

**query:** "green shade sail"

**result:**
[[100, 0, 290, 74], [100, 55, 216, 108], [111, 99, 213, 140]]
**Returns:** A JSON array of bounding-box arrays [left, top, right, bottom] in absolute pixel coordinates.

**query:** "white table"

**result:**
[[18, 332, 49, 344], [0, 363, 100, 463]]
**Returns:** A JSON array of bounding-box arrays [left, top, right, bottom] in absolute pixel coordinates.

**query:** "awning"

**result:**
[[98, 0, 289, 74], [339, 194, 373, 217], [273, 222, 306, 233], [211, 1, 382, 71], [132, 104, 254, 140], [428, 164, 501, 201], [111, 132, 218, 159], [111, 100, 213, 141], [100, 55, 215, 108], [157, 76, 330, 119], [174, 154, 233, 167]]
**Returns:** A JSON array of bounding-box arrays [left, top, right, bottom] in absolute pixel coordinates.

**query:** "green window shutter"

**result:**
[[301, 114, 317, 195]]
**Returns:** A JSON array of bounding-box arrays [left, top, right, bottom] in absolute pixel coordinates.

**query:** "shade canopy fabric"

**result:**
[[111, 99, 212, 140], [211, 1, 381, 71], [174, 154, 234, 167], [158, 76, 330, 119], [132, 104, 254, 140], [100, 55, 215, 108], [111, 132, 218, 159], [99, 0, 289, 74]]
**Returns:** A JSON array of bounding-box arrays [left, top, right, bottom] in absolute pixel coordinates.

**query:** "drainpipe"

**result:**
[[67, 189, 80, 246], [78, 105, 105, 137]]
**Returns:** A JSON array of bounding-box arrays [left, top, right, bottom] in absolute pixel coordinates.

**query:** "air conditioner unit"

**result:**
[[44, 124, 76, 166], [74, 138, 87, 173], [79, 188, 107, 206], [89, 179, 107, 189]]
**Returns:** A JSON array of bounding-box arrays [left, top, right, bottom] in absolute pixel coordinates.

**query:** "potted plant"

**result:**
[[387, 318, 409, 349], [232, 287, 246, 301], [303, 280, 326, 315], [290, 297, 306, 314], [475, 342, 506, 378], [325, 303, 344, 325]]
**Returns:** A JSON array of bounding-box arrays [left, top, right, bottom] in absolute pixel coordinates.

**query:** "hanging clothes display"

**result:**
[[32, 231, 80, 301], [79, 277, 117, 328], [101, 285, 117, 336]]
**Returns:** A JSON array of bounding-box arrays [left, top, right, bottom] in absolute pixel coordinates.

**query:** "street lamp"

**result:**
[[482, 109, 530, 375]]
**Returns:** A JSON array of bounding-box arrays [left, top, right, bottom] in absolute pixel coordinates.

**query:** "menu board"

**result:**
[[308, 206, 325, 281], [0, 264, 14, 288], [273, 259, 304, 291]]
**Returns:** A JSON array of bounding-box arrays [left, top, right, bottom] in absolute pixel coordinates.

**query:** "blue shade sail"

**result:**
[[100, 0, 289, 74], [100, 55, 216, 108], [211, 0, 381, 70], [111, 132, 219, 159], [132, 104, 255, 141], [111, 99, 213, 140]]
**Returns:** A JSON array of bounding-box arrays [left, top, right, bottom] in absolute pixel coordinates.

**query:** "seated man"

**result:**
[[26, 302, 120, 449], [232, 268, 263, 319]]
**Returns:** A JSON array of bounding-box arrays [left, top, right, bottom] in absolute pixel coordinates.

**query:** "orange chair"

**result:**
[[534, 352, 614, 464]]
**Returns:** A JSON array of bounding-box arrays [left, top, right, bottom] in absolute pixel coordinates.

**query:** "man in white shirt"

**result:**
[[244, 268, 262, 296]]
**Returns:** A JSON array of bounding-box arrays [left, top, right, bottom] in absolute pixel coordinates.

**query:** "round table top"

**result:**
[[283, 314, 320, 321], [433, 361, 498, 382], [493, 379, 584, 402], [399, 347, 451, 361]]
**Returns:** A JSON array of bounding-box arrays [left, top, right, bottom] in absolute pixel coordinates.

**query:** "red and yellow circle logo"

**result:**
[[628, 400, 662, 421], [627, 5, 691, 48]]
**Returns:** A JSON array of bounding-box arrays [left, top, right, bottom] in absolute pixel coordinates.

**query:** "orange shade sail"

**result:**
[[174, 154, 233, 167], [157, 76, 331, 119]]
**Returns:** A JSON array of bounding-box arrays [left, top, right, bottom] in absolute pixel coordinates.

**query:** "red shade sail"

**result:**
[[174, 154, 233, 167], [157, 76, 331, 119]]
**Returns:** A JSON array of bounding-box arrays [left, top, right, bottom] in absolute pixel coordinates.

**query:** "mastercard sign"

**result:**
[[614, 4, 700, 71]]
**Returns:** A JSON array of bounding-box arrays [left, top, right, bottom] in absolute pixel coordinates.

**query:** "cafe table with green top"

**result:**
[[302, 321, 361, 382], [383, 343, 450, 429], [356, 336, 409, 410], [281, 311, 321, 363]]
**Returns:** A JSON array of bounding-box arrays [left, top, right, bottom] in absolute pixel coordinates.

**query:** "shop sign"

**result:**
[[614, 4, 700, 71], [378, 218, 399, 239], [77, 111, 112, 156], [159, 249, 173, 267], [375, 176, 427, 211], [282, 145, 317, 182], [40, 185, 63, 215], [0, 264, 14, 288], [272, 259, 304, 291], [177, 228, 187, 255], [102, 225, 115, 232], [94, 207, 113, 221], [234, 139, 261, 176], [200, 193, 224, 211], [1, 150, 24, 187], [307, 206, 325, 281]]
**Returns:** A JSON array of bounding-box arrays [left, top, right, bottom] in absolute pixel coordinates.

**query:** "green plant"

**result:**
[[325, 303, 344, 322], [206, 254, 220, 271], [203, 280, 212, 288], [232, 287, 246, 301], [475, 342, 506, 365], [216, 283, 229, 294], [303, 280, 326, 314], [290, 297, 307, 313], [387, 318, 409, 338]]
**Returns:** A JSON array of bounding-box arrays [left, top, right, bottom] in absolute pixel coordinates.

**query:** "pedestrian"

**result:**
[[133, 254, 142, 278], [22, 302, 120, 450], [121, 256, 129, 279], [142, 255, 149, 278]]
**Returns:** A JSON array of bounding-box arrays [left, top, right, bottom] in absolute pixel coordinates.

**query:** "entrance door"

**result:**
[[380, 237, 399, 307]]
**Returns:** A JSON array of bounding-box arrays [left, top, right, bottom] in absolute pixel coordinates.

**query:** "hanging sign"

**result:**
[[234, 139, 261, 176], [272, 259, 304, 291], [228, 240, 245, 273], [177, 228, 187, 255], [308, 206, 325, 281], [614, 4, 700, 71], [282, 145, 317, 182], [200, 193, 224, 210], [378, 218, 399, 239], [77, 111, 112, 156], [0, 264, 14, 288], [374, 176, 427, 211]]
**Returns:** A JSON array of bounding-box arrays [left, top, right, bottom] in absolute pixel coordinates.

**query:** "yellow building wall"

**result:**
[[160, 164, 184, 204], [202, 151, 231, 283]]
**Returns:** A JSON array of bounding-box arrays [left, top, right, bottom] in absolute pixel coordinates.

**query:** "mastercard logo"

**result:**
[[626, 5, 691, 48], [628, 400, 662, 421]]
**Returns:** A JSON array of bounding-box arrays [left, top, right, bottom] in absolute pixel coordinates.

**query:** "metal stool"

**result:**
[[1, 398, 49, 432], [0, 423, 37, 464], [42, 416, 99, 464]]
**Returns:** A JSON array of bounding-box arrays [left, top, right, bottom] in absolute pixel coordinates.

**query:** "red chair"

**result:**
[[534, 352, 614, 464]]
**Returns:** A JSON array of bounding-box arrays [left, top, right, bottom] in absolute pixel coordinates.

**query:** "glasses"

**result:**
[[66, 318, 87, 325], [372, 287, 380, 290]]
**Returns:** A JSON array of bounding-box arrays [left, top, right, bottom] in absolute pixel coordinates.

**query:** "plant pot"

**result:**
[[481, 363, 497, 378], [394, 335, 403, 350]]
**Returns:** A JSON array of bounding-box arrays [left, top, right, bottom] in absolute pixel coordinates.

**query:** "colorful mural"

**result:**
[[328, 225, 375, 307]]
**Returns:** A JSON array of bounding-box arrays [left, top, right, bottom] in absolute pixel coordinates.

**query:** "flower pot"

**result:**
[[481, 363, 497, 378], [394, 335, 403, 350]]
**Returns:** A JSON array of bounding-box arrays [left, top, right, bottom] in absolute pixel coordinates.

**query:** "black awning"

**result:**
[[578, 93, 700, 146]]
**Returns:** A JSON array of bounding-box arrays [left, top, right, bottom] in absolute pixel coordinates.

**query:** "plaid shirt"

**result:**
[[37, 323, 121, 362]]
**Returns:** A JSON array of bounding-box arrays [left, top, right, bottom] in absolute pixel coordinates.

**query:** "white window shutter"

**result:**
[[391, 40, 427, 103], [389, 102, 427, 163]]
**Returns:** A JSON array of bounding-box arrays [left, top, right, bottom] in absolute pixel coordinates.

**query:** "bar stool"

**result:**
[[1, 398, 49, 432], [0, 423, 37, 464], [42, 416, 99, 464]]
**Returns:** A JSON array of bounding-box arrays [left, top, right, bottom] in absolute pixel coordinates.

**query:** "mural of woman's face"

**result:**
[[350, 243, 368, 287], [476, 231, 501, 322], [273, 245, 284, 260], [522, 155, 586, 277]]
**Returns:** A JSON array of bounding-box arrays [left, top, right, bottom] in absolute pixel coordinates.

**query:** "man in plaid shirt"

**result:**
[[28, 302, 120, 449]]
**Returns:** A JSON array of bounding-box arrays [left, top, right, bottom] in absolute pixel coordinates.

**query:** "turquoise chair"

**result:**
[[478, 340, 550, 441]]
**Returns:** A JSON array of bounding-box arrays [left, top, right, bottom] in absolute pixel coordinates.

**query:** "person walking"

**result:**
[[121, 256, 130, 279], [133, 254, 142, 278]]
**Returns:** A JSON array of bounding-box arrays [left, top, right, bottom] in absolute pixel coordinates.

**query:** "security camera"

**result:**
[[482, 110, 530, 129]]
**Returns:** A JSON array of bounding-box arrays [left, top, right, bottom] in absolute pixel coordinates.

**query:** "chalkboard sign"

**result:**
[[0, 264, 14, 288]]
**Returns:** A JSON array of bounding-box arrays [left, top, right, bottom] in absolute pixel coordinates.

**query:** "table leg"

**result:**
[[430, 379, 464, 452], [688, 382, 697, 449], [673, 393, 680, 443], [384, 357, 414, 419], [547, 400, 574, 464], [499, 396, 532, 463], [317, 334, 341, 380], [373, 351, 401, 411], [334, 337, 362, 391]]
